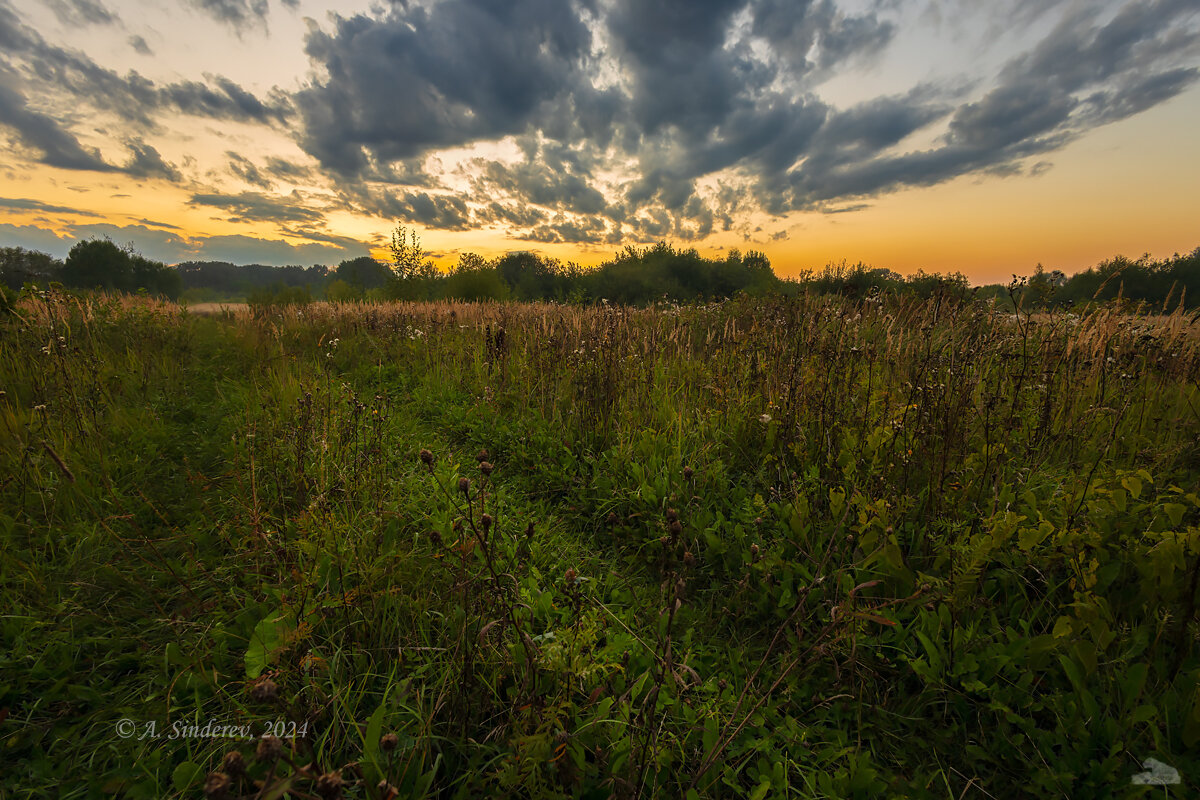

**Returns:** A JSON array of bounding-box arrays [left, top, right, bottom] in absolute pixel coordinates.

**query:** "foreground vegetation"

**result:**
[[2, 288, 1199, 798]]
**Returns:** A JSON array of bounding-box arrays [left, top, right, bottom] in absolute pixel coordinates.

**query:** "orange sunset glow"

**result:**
[[1, 0, 1197, 282]]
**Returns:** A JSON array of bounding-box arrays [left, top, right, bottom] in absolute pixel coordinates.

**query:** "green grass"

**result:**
[[2, 288, 1199, 798]]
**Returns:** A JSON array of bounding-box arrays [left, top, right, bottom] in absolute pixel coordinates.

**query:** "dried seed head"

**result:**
[[457, 477, 470, 495], [480, 513, 493, 531], [753, 517, 763, 526], [315, 770, 345, 800], [220, 751, 246, 778], [683, 466, 694, 480], [476, 448, 489, 462], [683, 551, 696, 568], [669, 520, 683, 537], [606, 512, 618, 525], [564, 567, 578, 584], [380, 733, 399, 752], [665, 508, 678, 522], [204, 771, 233, 800], [256, 735, 283, 762], [419, 449, 433, 465], [750, 543, 760, 559], [479, 461, 493, 476], [250, 678, 278, 703]]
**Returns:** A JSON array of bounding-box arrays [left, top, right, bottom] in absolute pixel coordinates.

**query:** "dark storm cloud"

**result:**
[[189, 191, 326, 224], [45, 0, 118, 27], [294, 0, 596, 178], [287, 0, 1198, 243]]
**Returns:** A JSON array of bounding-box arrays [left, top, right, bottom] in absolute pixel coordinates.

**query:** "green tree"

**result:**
[[390, 224, 434, 280], [62, 238, 132, 292]]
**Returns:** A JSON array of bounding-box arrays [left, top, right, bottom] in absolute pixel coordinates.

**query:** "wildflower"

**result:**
[[759, 413, 772, 424], [565, 567, 578, 584]]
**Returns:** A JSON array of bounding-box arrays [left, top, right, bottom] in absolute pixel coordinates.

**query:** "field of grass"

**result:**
[[2, 288, 1199, 798]]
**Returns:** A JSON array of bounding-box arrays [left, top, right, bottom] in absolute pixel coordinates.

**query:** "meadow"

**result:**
[[2, 287, 1199, 798]]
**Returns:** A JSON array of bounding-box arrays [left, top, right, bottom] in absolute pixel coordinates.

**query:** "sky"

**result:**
[[0, 0, 1197, 283]]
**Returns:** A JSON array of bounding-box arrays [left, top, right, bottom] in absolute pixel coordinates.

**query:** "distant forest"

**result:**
[[2, 233, 1199, 311]]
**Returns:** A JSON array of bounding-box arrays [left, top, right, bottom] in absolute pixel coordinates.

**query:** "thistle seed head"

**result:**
[[256, 735, 283, 762], [204, 772, 233, 800], [250, 677, 278, 703], [315, 770, 344, 800], [220, 751, 246, 778]]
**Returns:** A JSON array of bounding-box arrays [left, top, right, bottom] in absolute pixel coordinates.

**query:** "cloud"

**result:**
[[188, 0, 268, 27], [294, 0, 596, 177], [123, 140, 183, 182], [189, 191, 326, 224], [0, 66, 116, 171], [0, 196, 104, 216], [227, 152, 274, 189], [128, 35, 153, 55], [0, 5, 291, 131], [0, 220, 368, 266], [45, 0, 118, 26]]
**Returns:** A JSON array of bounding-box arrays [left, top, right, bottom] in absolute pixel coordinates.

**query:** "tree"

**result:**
[[390, 224, 434, 280], [333, 256, 393, 290], [62, 238, 132, 291], [0, 247, 61, 289]]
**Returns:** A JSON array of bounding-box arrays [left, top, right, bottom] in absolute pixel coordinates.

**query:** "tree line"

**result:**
[[3, 231, 1198, 311]]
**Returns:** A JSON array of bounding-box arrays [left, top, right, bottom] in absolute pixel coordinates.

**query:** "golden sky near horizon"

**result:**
[[0, 0, 1197, 284]]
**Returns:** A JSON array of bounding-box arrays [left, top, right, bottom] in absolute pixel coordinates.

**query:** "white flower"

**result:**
[[759, 414, 772, 424]]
